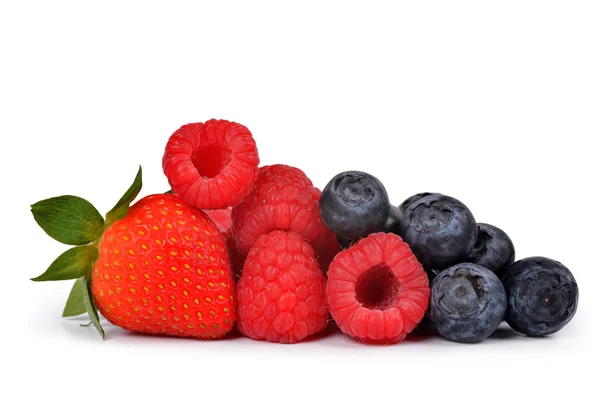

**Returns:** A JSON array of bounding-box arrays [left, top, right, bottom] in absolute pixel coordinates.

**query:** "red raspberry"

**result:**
[[327, 232, 430, 344], [231, 164, 339, 271], [204, 208, 245, 281], [203, 208, 233, 233], [237, 230, 328, 343], [162, 119, 259, 210]]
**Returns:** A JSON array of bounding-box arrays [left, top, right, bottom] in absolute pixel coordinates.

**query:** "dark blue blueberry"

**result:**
[[319, 171, 389, 241], [465, 223, 515, 275], [429, 263, 507, 343], [398, 194, 477, 270], [398, 192, 439, 215], [502, 257, 578, 337], [382, 204, 402, 234]]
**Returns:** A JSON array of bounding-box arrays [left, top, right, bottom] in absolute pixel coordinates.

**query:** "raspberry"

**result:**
[[204, 208, 245, 281], [237, 230, 328, 343], [203, 208, 233, 233], [162, 119, 259, 210], [231, 164, 339, 271], [327, 232, 430, 344]]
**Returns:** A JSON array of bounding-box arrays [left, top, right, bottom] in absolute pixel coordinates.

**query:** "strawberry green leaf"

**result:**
[[31, 195, 104, 245], [31, 246, 99, 282], [105, 166, 142, 226], [62, 278, 86, 317], [81, 277, 104, 339]]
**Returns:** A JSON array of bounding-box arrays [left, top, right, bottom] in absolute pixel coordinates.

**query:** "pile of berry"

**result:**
[[31, 119, 578, 344]]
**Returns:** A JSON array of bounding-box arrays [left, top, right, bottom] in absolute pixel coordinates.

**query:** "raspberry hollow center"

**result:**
[[355, 264, 400, 310], [191, 144, 232, 179]]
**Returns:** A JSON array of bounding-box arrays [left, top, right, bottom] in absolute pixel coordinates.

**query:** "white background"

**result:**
[[1, 1, 598, 399]]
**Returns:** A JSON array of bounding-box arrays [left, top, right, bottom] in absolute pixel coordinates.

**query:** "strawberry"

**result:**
[[31, 167, 237, 339]]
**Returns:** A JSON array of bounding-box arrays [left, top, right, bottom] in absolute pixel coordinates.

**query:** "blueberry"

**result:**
[[319, 171, 389, 241], [398, 194, 477, 271], [382, 204, 402, 234], [502, 257, 578, 337], [398, 192, 439, 215], [465, 223, 515, 275], [429, 263, 507, 343]]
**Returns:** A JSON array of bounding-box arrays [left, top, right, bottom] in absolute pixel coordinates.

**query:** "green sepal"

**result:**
[[31, 195, 104, 245], [31, 246, 99, 282], [105, 166, 142, 226], [62, 279, 86, 317], [81, 277, 104, 339], [32, 166, 143, 340]]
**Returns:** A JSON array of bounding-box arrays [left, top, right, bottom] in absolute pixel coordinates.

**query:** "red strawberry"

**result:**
[[31, 167, 237, 339], [92, 194, 236, 338]]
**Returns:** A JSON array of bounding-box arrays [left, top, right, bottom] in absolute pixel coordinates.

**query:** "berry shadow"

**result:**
[[487, 325, 521, 340], [484, 322, 555, 341], [402, 328, 437, 343], [61, 315, 250, 343], [325, 324, 439, 348], [60, 316, 124, 342], [121, 326, 247, 343]]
